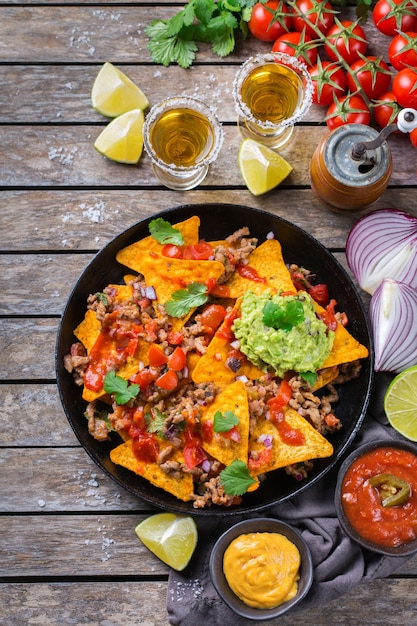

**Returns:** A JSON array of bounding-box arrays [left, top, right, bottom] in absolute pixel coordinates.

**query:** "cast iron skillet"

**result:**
[[56, 204, 374, 516]]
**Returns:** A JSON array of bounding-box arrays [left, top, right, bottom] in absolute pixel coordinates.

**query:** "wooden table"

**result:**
[[1, 2, 416, 624]]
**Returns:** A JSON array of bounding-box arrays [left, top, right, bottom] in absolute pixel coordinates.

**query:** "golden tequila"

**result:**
[[240, 63, 302, 125], [149, 108, 215, 168]]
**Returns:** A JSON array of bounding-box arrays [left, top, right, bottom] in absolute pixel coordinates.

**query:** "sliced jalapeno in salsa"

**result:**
[[369, 472, 411, 507]]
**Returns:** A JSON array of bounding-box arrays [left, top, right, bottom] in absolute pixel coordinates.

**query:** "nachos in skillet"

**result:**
[[63, 216, 368, 509]]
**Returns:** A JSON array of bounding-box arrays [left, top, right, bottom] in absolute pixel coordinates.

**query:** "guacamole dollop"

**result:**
[[232, 291, 334, 377]]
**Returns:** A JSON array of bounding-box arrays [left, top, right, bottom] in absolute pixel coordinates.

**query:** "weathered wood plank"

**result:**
[[1, 578, 417, 626], [0, 514, 169, 577], [1, 125, 415, 187], [1, 513, 416, 579], [0, 318, 58, 380], [0, 448, 154, 513], [0, 6, 390, 64], [0, 189, 415, 254], [0, 384, 78, 446]]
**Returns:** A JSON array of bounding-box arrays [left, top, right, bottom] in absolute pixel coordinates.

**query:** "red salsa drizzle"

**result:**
[[236, 263, 267, 283], [267, 381, 305, 446]]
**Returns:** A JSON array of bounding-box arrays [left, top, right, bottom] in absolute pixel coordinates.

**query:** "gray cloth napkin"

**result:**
[[167, 400, 412, 625]]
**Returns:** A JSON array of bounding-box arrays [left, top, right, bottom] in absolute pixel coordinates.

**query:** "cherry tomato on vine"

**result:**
[[292, 0, 335, 37], [308, 60, 346, 106], [388, 32, 417, 71], [271, 30, 318, 66], [373, 0, 417, 37], [248, 1, 292, 42], [373, 91, 402, 129], [346, 56, 392, 100], [392, 66, 417, 108], [410, 128, 417, 148], [326, 94, 371, 130], [324, 20, 368, 65]]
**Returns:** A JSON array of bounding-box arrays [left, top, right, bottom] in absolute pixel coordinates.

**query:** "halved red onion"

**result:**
[[346, 209, 417, 295], [370, 278, 417, 373]]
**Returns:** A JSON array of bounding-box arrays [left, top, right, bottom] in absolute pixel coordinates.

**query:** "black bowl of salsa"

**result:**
[[335, 439, 417, 556], [56, 203, 373, 516]]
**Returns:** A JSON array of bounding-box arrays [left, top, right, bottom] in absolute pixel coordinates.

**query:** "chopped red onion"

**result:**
[[370, 278, 417, 373], [346, 209, 417, 295], [230, 340, 240, 350], [266, 231, 275, 239], [235, 374, 248, 383], [258, 434, 273, 448], [201, 460, 211, 473], [144, 285, 157, 300]]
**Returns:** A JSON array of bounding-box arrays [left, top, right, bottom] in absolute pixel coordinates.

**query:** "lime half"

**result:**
[[91, 62, 149, 117], [384, 365, 417, 441], [135, 513, 198, 571], [238, 138, 293, 196], [94, 108, 144, 164]]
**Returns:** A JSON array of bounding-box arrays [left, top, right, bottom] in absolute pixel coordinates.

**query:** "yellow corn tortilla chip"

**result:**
[[116, 216, 201, 273], [110, 438, 193, 502], [192, 332, 264, 387], [200, 381, 250, 466], [226, 239, 295, 298], [74, 309, 101, 353], [312, 300, 369, 368], [249, 407, 334, 476]]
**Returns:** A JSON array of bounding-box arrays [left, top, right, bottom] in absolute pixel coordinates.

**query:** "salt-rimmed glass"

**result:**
[[233, 52, 313, 150], [143, 96, 223, 190]]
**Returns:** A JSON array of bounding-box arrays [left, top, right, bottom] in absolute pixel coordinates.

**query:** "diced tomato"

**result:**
[[144, 319, 159, 341], [209, 283, 231, 298], [309, 283, 330, 306], [155, 369, 178, 390], [183, 241, 213, 260], [130, 368, 158, 389], [202, 420, 214, 443], [200, 304, 227, 334], [132, 432, 159, 463], [167, 347, 187, 372], [215, 308, 239, 341], [319, 299, 338, 331], [148, 343, 168, 367], [167, 331, 184, 345], [224, 425, 241, 443], [236, 263, 267, 283], [268, 380, 293, 409], [161, 244, 183, 258], [248, 448, 273, 471], [183, 444, 208, 469]]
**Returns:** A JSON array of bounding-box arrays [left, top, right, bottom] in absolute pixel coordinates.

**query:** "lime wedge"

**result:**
[[238, 138, 293, 196], [94, 108, 144, 164], [91, 62, 149, 117], [384, 365, 417, 441], [134, 513, 198, 571]]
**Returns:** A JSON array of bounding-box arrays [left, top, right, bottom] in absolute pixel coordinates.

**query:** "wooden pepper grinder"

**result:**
[[310, 108, 417, 213]]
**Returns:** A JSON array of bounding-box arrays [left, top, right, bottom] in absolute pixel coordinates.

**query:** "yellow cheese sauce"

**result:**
[[223, 531, 301, 609]]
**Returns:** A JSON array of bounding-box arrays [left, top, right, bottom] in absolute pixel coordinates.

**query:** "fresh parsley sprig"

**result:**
[[220, 459, 257, 496], [103, 371, 139, 405], [145, 0, 256, 68], [165, 282, 209, 317], [148, 217, 184, 246]]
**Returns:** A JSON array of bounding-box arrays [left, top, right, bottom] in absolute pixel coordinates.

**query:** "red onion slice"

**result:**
[[346, 209, 417, 295], [370, 279, 417, 373]]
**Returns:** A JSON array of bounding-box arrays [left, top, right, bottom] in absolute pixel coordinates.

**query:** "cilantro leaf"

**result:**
[[262, 299, 304, 332], [94, 292, 109, 306], [145, 408, 167, 437], [148, 217, 184, 245], [220, 459, 257, 496], [103, 371, 139, 405], [213, 410, 239, 432], [301, 371, 318, 386], [165, 282, 208, 317]]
